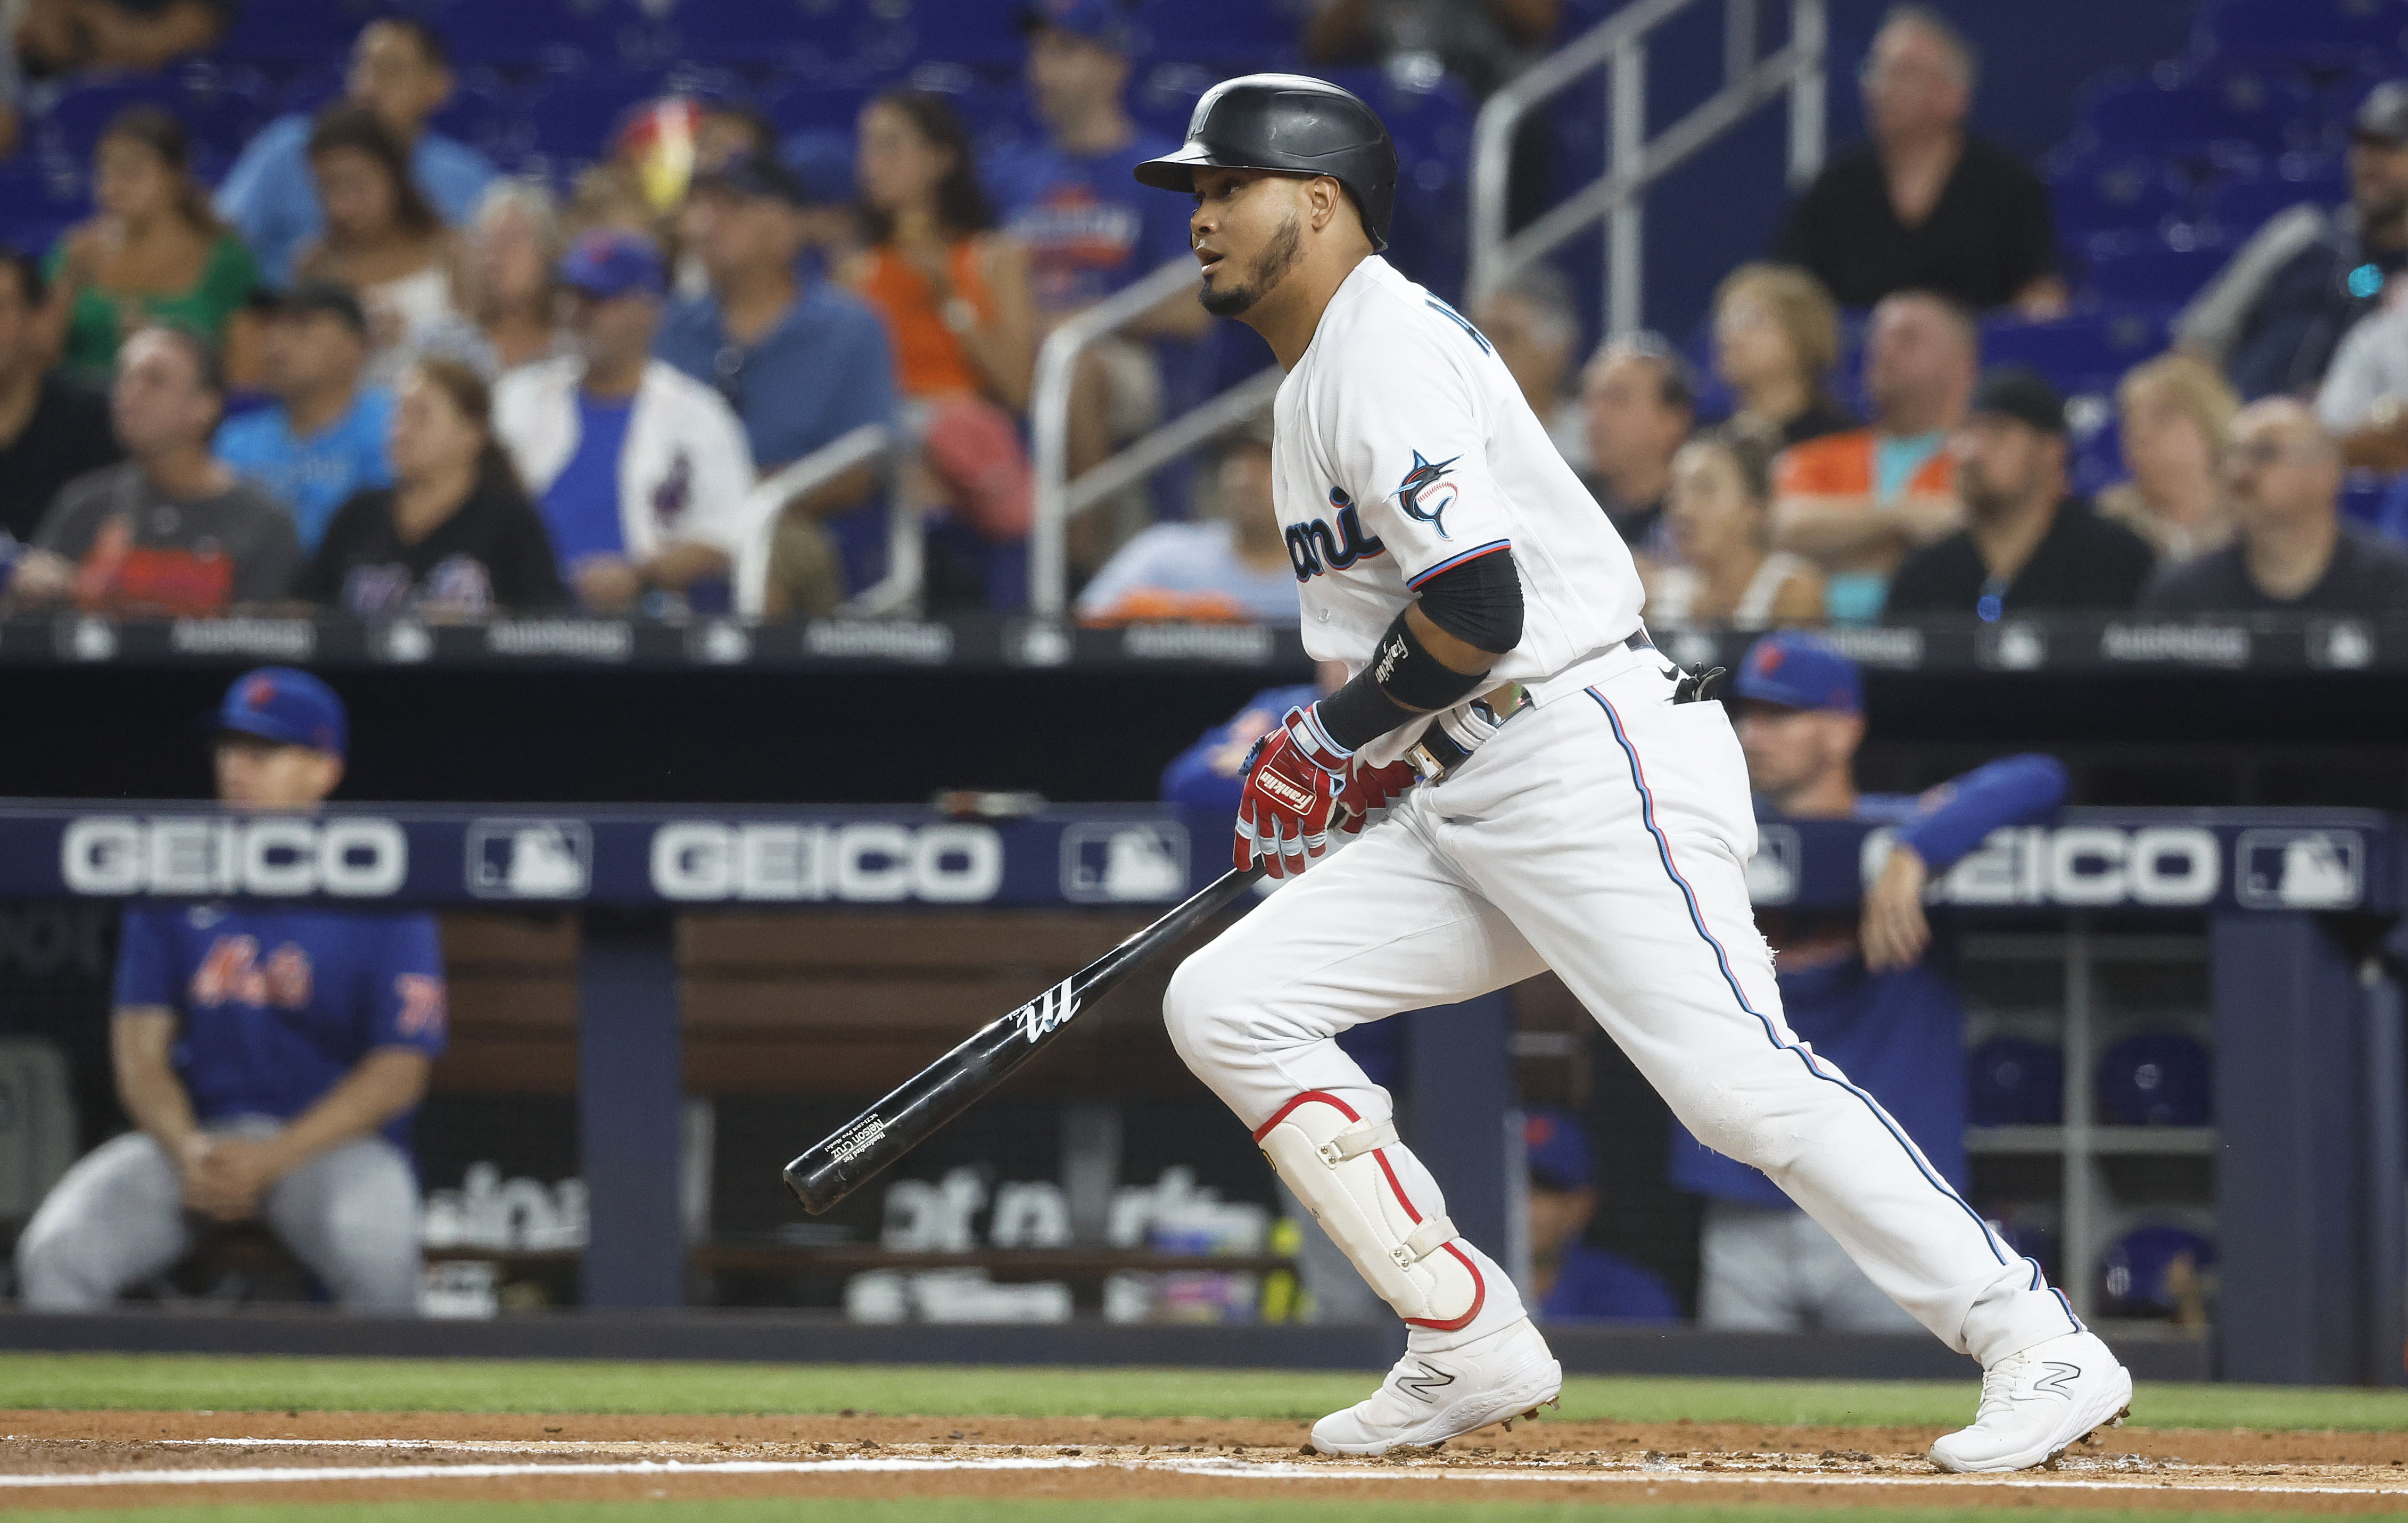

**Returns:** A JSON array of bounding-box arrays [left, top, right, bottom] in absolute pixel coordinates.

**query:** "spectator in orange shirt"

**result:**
[[845, 88, 1040, 551], [1770, 288, 1975, 622]]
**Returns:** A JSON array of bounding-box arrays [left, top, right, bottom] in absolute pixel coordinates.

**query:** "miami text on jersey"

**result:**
[[1286, 485, 1387, 581], [1394, 451, 1461, 539]]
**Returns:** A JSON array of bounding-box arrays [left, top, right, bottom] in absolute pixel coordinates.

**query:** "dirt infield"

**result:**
[[2, 1410, 2405, 1513]]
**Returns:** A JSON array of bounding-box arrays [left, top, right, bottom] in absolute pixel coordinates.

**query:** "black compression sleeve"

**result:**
[[1413, 546, 1523, 652]]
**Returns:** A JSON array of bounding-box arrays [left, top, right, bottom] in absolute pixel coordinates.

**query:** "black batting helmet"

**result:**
[[1133, 73, 1399, 252]]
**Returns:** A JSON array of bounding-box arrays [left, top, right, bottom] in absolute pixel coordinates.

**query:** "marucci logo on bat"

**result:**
[[1013, 980, 1081, 1045]]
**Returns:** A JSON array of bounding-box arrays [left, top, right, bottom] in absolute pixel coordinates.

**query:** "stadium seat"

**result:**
[[655, 0, 859, 67], [1980, 307, 2172, 399], [1136, 0, 1307, 66], [210, 0, 381, 64], [2076, 78, 2306, 158], [404, 0, 646, 70], [2048, 155, 2195, 243], [524, 74, 673, 164], [2192, 0, 2408, 75], [38, 74, 270, 182], [758, 80, 880, 137], [2080, 233, 2231, 308], [2206, 156, 2347, 237]]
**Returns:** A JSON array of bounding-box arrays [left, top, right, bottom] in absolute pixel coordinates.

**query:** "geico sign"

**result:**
[[62, 816, 407, 897], [1877, 825, 2222, 907], [651, 821, 1003, 903]]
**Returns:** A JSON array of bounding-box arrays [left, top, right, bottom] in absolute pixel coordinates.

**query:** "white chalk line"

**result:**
[[0, 1451, 2399, 1497]]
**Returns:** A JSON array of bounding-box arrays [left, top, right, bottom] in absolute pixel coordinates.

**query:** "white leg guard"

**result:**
[[1254, 1090, 1485, 1331]]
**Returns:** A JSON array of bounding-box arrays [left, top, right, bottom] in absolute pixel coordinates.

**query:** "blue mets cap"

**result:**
[[1020, 0, 1132, 50], [217, 667, 347, 757], [1734, 631, 1862, 715], [1523, 1108, 1593, 1191], [558, 228, 665, 300]]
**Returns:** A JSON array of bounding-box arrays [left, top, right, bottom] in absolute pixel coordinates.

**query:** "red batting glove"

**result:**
[[1338, 759, 1419, 833], [1235, 706, 1350, 878]]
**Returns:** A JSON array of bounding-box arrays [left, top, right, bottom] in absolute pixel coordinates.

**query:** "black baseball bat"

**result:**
[[783, 862, 1267, 1214]]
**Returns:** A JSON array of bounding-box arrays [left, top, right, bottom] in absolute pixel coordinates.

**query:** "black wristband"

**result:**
[[1316, 670, 1416, 752], [1373, 606, 1489, 711]]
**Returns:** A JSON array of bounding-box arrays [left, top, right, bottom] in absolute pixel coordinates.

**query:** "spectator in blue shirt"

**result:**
[[1524, 1108, 1680, 1323], [1076, 415, 1297, 624], [986, 0, 1208, 522], [216, 18, 497, 289], [15, 669, 446, 1313], [656, 148, 897, 619], [215, 282, 394, 551], [1674, 631, 2067, 1332]]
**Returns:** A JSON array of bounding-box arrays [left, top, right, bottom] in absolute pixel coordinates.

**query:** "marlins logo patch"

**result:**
[[1394, 450, 1461, 539]]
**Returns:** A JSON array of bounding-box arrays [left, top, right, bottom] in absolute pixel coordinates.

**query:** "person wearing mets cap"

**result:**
[[1139, 73, 2130, 1468], [1687, 632, 2070, 1344], [15, 668, 448, 1315]]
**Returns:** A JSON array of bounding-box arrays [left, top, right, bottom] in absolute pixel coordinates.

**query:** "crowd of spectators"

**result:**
[[0, 1, 2406, 628]]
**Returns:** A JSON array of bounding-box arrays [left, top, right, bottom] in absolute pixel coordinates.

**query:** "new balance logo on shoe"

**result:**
[[1395, 1363, 1457, 1403], [2031, 1362, 2083, 1397]]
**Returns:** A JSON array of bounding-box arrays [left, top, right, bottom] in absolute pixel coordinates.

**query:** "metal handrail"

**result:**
[[1469, 0, 1826, 332], [1028, 258, 1203, 618], [734, 423, 917, 621]]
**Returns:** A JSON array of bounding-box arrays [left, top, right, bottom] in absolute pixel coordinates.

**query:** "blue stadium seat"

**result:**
[[758, 81, 880, 137], [38, 74, 270, 182], [2206, 156, 2347, 236], [2342, 469, 2393, 527], [889, 0, 1034, 66], [2192, 0, 2408, 74], [2075, 75, 2314, 159], [2376, 473, 2408, 541], [1980, 307, 2173, 399], [2081, 233, 2231, 308], [1136, 0, 1306, 65], [524, 73, 672, 164], [654, 0, 853, 67], [211, 0, 380, 64], [403, 0, 644, 70], [2048, 155, 2194, 243]]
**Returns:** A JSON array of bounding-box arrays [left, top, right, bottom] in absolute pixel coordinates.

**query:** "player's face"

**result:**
[[1524, 1183, 1595, 1259], [1735, 702, 1854, 798], [215, 736, 342, 810], [1189, 167, 1306, 318]]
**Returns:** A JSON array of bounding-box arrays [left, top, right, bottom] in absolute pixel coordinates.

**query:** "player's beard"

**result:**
[[1200, 214, 1304, 318]]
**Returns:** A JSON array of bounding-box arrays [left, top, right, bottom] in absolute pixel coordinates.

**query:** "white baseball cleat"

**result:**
[[1309, 1317, 1563, 1456], [1929, 1329, 2134, 1474]]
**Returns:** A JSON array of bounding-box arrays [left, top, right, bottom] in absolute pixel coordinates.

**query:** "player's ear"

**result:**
[[1308, 174, 1344, 234]]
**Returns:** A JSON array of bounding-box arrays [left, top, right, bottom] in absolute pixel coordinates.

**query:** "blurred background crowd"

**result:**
[[0, 0, 2401, 629]]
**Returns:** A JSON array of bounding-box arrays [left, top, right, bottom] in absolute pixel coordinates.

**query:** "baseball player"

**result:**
[[1135, 75, 2130, 1468], [15, 668, 447, 1312]]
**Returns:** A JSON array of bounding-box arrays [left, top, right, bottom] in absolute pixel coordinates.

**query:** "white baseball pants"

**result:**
[[1167, 644, 2081, 1365]]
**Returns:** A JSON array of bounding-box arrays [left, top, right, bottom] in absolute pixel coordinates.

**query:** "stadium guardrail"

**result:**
[[1470, 0, 1827, 326]]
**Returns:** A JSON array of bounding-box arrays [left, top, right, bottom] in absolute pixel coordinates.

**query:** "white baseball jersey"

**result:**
[[1272, 255, 1644, 762]]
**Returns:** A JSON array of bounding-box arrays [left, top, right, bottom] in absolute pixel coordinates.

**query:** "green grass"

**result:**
[[4, 1353, 2408, 1431], [0, 1505, 2387, 1523]]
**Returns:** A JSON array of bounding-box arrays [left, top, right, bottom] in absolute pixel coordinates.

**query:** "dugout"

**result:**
[[0, 799, 2398, 1387]]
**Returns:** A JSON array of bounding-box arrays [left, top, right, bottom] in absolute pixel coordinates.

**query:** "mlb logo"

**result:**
[[2234, 829, 2363, 911], [1060, 823, 1188, 903], [466, 821, 593, 900], [1746, 824, 1801, 906]]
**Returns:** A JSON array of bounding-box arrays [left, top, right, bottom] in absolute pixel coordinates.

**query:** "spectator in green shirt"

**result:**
[[47, 106, 259, 388]]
